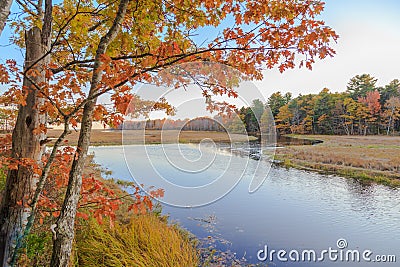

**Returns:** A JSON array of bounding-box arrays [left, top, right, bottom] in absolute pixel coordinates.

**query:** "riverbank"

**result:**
[[47, 129, 257, 146], [16, 157, 199, 266], [275, 135, 400, 187], [46, 129, 400, 187]]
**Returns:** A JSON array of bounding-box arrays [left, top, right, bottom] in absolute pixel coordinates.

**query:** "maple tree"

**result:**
[[358, 90, 381, 135], [0, 0, 338, 265]]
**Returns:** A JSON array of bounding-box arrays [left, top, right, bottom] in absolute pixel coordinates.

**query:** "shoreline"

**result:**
[[274, 135, 400, 187], [47, 129, 257, 146], [47, 129, 400, 187]]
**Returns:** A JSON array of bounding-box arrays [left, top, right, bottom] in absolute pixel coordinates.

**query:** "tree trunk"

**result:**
[[0, 0, 12, 36], [387, 109, 394, 135], [0, 27, 47, 266], [49, 102, 94, 266], [50, 0, 129, 265]]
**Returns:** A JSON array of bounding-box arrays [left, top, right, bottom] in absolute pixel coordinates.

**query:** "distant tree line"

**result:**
[[121, 117, 225, 132], [120, 99, 272, 137], [271, 74, 400, 135], [120, 74, 400, 136]]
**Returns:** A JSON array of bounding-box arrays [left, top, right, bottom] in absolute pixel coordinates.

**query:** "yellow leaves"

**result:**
[[152, 97, 176, 116], [318, 114, 328, 124], [1, 0, 339, 147]]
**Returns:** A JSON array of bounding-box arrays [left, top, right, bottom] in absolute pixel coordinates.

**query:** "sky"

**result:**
[[254, 0, 400, 97], [1, 0, 400, 101]]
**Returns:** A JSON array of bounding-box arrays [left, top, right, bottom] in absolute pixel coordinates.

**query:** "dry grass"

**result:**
[[275, 135, 400, 186], [16, 156, 198, 266], [47, 129, 256, 146], [76, 215, 199, 267]]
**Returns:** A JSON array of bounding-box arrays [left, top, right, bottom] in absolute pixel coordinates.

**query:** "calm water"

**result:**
[[89, 145, 400, 266]]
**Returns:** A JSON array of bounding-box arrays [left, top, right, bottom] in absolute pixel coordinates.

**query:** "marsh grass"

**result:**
[[76, 215, 199, 267], [13, 157, 199, 266], [275, 135, 400, 186]]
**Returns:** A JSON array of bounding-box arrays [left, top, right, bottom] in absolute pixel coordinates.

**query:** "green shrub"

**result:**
[[24, 232, 52, 266]]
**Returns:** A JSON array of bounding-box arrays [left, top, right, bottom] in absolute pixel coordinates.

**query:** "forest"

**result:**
[[120, 74, 400, 136], [272, 74, 400, 136]]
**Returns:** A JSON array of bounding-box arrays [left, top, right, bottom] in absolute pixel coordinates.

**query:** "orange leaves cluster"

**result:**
[[0, 147, 42, 178], [0, 64, 10, 84], [37, 146, 121, 224], [38, 168, 123, 225], [358, 90, 381, 117], [79, 175, 121, 224], [2, 0, 338, 137], [203, 0, 339, 76], [0, 60, 20, 84], [3, 0, 338, 132], [28, 144, 160, 225], [0, 61, 27, 106], [111, 88, 133, 115], [127, 185, 164, 215], [152, 97, 176, 116], [206, 101, 237, 116]]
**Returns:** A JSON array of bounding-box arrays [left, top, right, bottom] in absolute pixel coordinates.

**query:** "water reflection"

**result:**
[[90, 145, 400, 266]]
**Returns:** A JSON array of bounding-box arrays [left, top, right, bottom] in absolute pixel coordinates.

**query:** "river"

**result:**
[[89, 144, 400, 266]]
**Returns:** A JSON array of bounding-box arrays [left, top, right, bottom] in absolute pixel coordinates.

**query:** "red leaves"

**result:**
[[93, 105, 108, 121], [76, 212, 89, 220], [111, 93, 133, 114], [0, 64, 10, 84], [126, 185, 164, 215], [358, 90, 381, 116], [128, 195, 152, 215], [34, 147, 124, 225], [149, 188, 164, 198]]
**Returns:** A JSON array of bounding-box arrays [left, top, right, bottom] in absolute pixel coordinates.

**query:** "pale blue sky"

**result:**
[[255, 0, 400, 97], [1, 1, 399, 99]]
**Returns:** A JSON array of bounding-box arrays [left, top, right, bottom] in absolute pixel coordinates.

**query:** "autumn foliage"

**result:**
[[0, 138, 159, 227], [273, 75, 400, 135], [0, 0, 339, 265]]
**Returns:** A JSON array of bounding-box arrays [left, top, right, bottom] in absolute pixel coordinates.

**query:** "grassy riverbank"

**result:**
[[47, 129, 257, 146], [275, 135, 400, 187], [13, 157, 199, 266]]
